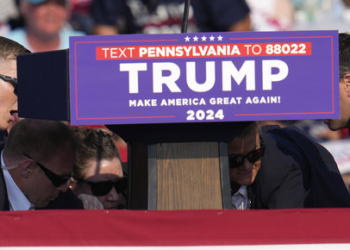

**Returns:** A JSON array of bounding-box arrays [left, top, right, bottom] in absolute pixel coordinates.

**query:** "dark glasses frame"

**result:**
[[76, 177, 127, 196], [229, 138, 265, 169], [23, 153, 71, 187], [0, 73, 18, 95], [34, 0, 68, 7]]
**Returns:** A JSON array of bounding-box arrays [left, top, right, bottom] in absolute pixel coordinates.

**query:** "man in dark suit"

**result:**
[[0, 119, 82, 211], [228, 122, 350, 209]]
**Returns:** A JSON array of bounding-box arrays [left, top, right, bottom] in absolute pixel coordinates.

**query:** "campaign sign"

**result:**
[[69, 30, 339, 125]]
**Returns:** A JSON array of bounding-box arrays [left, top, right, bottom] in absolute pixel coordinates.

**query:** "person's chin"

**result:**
[[324, 120, 334, 130], [239, 171, 252, 179], [238, 173, 253, 186], [104, 203, 119, 209], [35, 200, 50, 208], [39, 195, 58, 207], [0, 121, 8, 131], [324, 119, 347, 131]]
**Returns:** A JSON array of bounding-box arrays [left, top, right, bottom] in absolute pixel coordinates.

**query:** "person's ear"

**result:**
[[21, 159, 35, 178], [63, 1, 73, 21], [19, 1, 30, 18], [69, 177, 76, 190], [70, 178, 84, 195], [342, 74, 350, 96]]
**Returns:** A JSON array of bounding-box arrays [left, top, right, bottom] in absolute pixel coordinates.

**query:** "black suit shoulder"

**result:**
[[251, 125, 350, 209], [251, 125, 304, 209]]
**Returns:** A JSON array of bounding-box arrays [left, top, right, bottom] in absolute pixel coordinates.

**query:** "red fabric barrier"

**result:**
[[0, 209, 349, 246]]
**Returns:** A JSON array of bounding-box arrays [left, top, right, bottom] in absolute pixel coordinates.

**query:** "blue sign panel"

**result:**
[[69, 30, 339, 125]]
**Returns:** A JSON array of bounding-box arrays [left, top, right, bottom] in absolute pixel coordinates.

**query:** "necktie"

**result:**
[[232, 191, 246, 210]]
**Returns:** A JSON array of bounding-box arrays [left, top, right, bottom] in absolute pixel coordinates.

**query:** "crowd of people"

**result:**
[[0, 0, 350, 211]]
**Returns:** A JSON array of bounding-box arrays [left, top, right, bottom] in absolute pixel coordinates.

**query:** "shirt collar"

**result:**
[[237, 185, 248, 198], [1, 151, 34, 211]]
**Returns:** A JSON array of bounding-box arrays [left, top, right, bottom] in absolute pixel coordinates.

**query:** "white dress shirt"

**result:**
[[232, 185, 249, 210], [1, 151, 34, 211]]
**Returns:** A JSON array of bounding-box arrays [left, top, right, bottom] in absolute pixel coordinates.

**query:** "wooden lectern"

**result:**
[[17, 49, 250, 210]]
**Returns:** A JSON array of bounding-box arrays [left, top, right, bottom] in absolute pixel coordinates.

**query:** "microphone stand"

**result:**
[[181, 0, 191, 33]]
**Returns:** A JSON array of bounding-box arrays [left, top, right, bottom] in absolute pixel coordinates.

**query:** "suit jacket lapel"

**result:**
[[247, 185, 256, 209]]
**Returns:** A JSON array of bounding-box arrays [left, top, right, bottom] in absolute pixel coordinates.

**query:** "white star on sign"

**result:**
[[185, 36, 190, 42], [217, 35, 223, 41], [193, 36, 199, 42], [201, 36, 207, 41], [209, 35, 215, 41]]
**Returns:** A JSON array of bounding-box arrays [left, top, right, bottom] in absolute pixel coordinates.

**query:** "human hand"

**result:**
[[78, 194, 104, 210]]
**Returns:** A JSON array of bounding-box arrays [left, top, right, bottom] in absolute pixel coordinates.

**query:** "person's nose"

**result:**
[[11, 101, 18, 112], [56, 182, 69, 192], [241, 158, 253, 170], [107, 187, 120, 202]]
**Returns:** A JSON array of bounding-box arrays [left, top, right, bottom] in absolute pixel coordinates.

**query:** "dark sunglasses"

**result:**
[[0, 74, 17, 95], [23, 153, 71, 187], [77, 177, 127, 196], [229, 142, 265, 169]]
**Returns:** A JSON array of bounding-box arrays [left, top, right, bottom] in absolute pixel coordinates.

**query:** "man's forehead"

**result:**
[[0, 58, 17, 77], [229, 133, 259, 152]]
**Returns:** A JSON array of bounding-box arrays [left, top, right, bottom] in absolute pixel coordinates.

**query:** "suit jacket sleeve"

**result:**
[[39, 189, 84, 210]]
